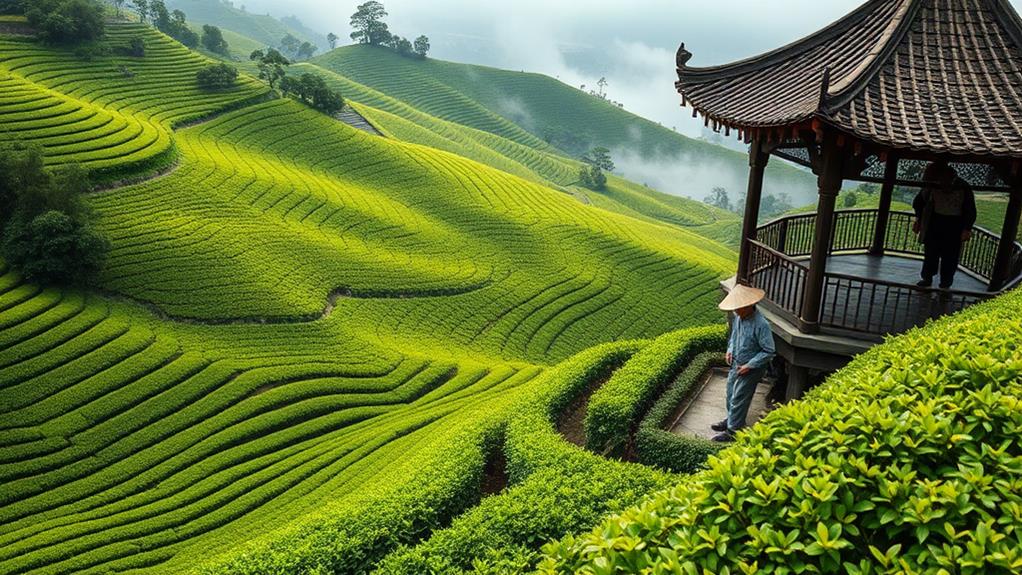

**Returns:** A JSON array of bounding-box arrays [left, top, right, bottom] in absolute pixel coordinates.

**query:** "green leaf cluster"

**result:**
[[541, 291, 1022, 574]]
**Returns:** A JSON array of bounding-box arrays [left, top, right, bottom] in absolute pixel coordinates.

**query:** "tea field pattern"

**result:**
[[0, 22, 736, 575]]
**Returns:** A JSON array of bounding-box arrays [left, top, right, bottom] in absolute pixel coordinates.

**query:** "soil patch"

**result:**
[[555, 371, 614, 447], [480, 446, 508, 497]]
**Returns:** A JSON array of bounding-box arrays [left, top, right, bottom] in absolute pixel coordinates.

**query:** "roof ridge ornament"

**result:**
[[676, 43, 693, 70]]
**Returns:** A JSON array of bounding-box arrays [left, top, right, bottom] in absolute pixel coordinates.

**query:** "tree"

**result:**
[[327, 32, 338, 50], [843, 191, 859, 208], [578, 147, 614, 191], [393, 36, 412, 57], [129, 0, 148, 23], [279, 33, 300, 58], [296, 41, 316, 61], [0, 146, 107, 285], [196, 63, 237, 90], [349, 1, 391, 46], [704, 187, 731, 212], [150, 0, 170, 31], [113, 0, 124, 18], [127, 36, 145, 57], [249, 48, 289, 89], [201, 24, 229, 54], [280, 72, 344, 115], [413, 35, 430, 58], [25, 0, 105, 44]]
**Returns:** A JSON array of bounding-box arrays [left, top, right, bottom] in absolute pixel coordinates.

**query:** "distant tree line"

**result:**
[[347, 1, 430, 59], [0, 144, 108, 285], [703, 186, 794, 220], [5, 0, 108, 44]]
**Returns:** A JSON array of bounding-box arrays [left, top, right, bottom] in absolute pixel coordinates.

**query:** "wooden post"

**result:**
[[989, 187, 1022, 291], [869, 155, 898, 255], [737, 139, 771, 284], [799, 133, 844, 333], [786, 364, 809, 402]]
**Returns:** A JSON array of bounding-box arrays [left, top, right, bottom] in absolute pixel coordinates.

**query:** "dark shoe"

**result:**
[[711, 431, 735, 443], [710, 419, 728, 432], [916, 278, 933, 288]]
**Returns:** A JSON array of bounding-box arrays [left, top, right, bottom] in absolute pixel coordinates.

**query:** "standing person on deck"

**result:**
[[913, 161, 977, 289], [712, 285, 775, 443]]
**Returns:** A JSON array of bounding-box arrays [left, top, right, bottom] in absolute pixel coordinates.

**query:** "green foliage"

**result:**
[[350, 0, 390, 46], [635, 351, 726, 473], [374, 342, 672, 575], [280, 72, 345, 115], [2, 209, 108, 284], [148, 1, 197, 47], [585, 325, 727, 457], [196, 62, 238, 90], [250, 47, 290, 89], [201, 24, 229, 55], [0, 148, 107, 284], [414, 34, 430, 58], [542, 291, 1022, 574], [0, 0, 23, 15], [24, 0, 105, 44], [704, 186, 732, 212]]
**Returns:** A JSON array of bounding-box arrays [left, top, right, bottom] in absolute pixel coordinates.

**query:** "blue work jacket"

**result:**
[[727, 309, 776, 370]]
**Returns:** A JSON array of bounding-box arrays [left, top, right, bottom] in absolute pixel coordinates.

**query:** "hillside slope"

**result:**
[[313, 45, 815, 204], [0, 22, 737, 574], [165, 0, 325, 51]]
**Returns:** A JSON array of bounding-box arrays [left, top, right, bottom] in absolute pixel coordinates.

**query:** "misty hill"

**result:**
[[164, 0, 325, 51], [313, 44, 816, 205]]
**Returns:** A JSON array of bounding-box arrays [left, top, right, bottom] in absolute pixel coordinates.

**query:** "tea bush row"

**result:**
[[635, 351, 726, 473], [541, 289, 1022, 574], [585, 325, 727, 456]]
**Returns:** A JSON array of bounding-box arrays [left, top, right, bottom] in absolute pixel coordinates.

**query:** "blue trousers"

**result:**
[[725, 365, 765, 431]]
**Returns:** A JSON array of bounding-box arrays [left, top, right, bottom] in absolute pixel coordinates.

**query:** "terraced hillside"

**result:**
[[0, 20, 738, 574], [165, 0, 324, 52], [312, 45, 815, 202], [294, 61, 741, 243]]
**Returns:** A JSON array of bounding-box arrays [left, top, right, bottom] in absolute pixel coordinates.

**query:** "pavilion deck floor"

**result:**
[[814, 253, 987, 292]]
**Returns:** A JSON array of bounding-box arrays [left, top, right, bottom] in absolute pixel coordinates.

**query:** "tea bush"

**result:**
[[585, 325, 727, 456], [541, 290, 1022, 574], [635, 351, 726, 473], [375, 341, 676, 575]]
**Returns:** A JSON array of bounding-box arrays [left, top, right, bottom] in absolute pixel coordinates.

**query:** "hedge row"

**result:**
[[374, 340, 676, 575], [540, 289, 1022, 574], [584, 325, 727, 457], [635, 350, 726, 473]]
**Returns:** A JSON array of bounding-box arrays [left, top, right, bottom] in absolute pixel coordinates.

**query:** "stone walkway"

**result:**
[[668, 367, 772, 439]]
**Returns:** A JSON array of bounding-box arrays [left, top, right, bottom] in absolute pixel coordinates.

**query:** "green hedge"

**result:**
[[540, 289, 1022, 574], [373, 341, 675, 575], [635, 351, 726, 474], [584, 325, 727, 457]]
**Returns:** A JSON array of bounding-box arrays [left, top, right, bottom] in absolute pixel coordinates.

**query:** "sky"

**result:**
[[232, 0, 1022, 140]]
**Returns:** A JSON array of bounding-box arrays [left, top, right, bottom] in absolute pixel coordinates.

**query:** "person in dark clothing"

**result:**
[[912, 162, 977, 289]]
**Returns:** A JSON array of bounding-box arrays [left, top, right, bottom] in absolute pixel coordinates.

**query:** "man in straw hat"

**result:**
[[712, 284, 775, 442]]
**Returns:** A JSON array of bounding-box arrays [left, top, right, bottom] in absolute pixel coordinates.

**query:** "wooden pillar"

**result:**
[[869, 155, 899, 255], [737, 139, 771, 284], [785, 364, 809, 402], [989, 187, 1022, 291], [799, 134, 845, 333]]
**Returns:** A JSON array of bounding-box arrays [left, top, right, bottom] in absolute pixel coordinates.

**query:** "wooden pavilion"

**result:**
[[675, 0, 1022, 398]]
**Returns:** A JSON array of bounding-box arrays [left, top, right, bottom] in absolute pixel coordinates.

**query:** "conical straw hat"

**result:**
[[718, 284, 765, 311]]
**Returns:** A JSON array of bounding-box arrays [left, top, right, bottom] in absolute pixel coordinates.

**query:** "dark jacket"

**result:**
[[913, 177, 977, 243]]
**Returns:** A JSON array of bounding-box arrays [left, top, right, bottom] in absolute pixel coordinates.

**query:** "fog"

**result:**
[[229, 0, 1022, 204]]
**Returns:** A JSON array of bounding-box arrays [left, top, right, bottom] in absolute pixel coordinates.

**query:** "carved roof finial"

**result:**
[[676, 43, 692, 69]]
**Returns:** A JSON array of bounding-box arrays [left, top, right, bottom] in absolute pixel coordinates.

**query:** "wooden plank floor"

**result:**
[[823, 254, 986, 291], [669, 368, 771, 439]]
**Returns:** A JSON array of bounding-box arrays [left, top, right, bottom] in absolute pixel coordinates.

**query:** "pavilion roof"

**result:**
[[675, 0, 1022, 159]]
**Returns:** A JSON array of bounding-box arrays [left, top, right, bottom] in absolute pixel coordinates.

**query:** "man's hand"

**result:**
[[726, 351, 733, 366], [738, 365, 751, 376], [912, 220, 921, 234], [961, 229, 973, 242]]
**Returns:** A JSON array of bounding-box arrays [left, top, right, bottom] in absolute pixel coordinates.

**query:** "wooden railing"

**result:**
[[748, 209, 1022, 337]]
